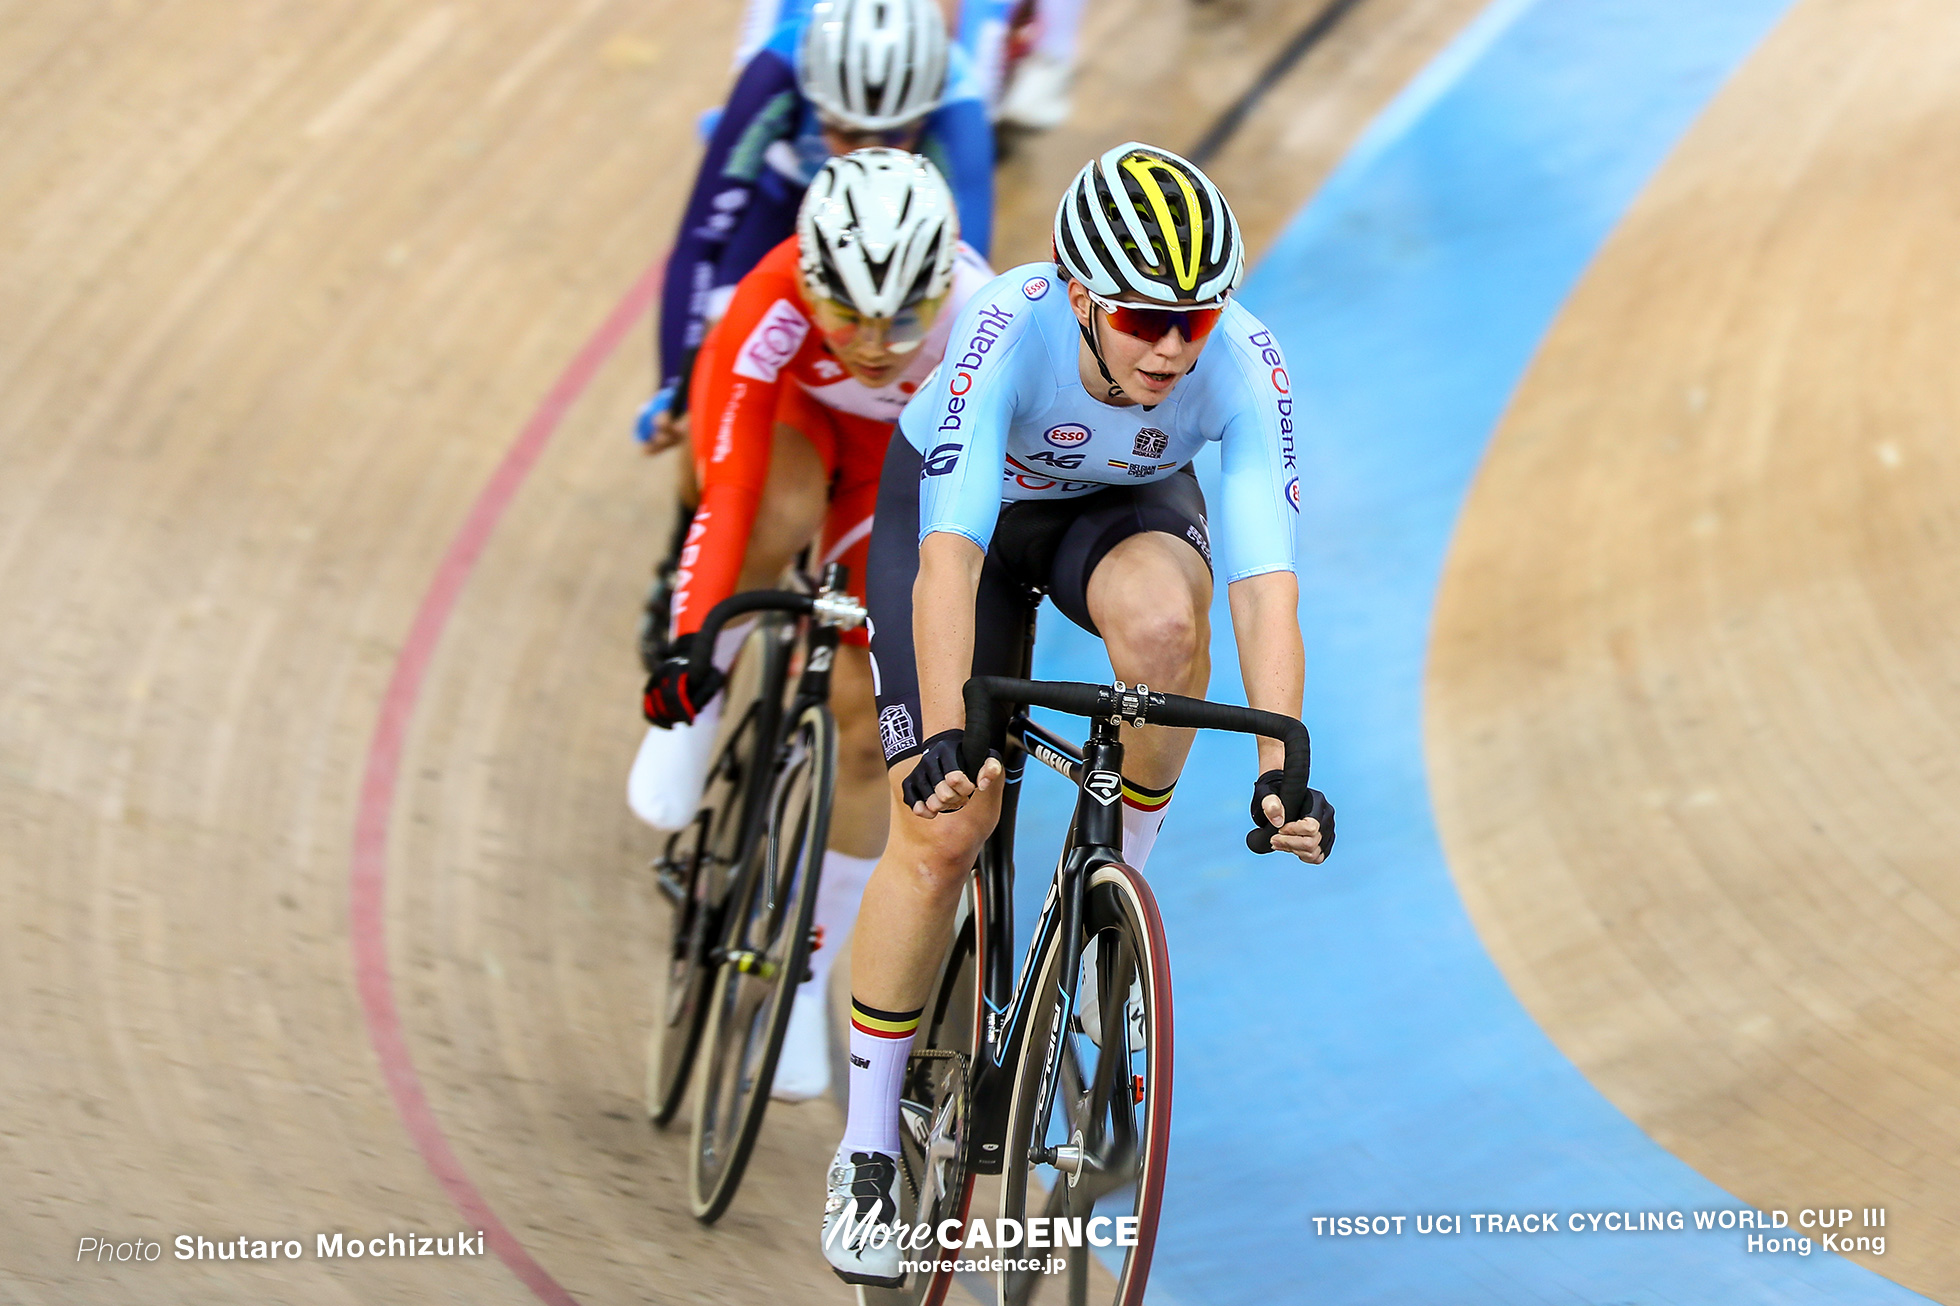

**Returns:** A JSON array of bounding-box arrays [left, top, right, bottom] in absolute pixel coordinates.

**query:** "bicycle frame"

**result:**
[[952, 599, 1314, 1184], [960, 599, 1128, 1178], [700, 569, 861, 942]]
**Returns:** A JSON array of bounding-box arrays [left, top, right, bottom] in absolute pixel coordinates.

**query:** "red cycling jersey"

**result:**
[[671, 235, 988, 643]]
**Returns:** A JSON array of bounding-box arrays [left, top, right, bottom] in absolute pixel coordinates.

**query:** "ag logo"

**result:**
[[1022, 276, 1050, 300], [921, 442, 962, 477], [1023, 449, 1083, 470], [1044, 423, 1090, 449], [1132, 427, 1168, 459], [1285, 477, 1301, 511], [1085, 769, 1122, 806]]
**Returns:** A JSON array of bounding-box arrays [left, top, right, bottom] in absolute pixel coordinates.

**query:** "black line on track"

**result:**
[[1186, 0, 1370, 165]]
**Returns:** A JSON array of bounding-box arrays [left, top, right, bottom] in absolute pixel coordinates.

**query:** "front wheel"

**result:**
[[688, 703, 836, 1222], [997, 862, 1173, 1306], [645, 621, 788, 1127]]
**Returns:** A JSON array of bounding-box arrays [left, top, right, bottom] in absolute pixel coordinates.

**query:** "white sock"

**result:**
[[1120, 781, 1174, 872], [841, 1000, 920, 1155], [624, 619, 753, 829]]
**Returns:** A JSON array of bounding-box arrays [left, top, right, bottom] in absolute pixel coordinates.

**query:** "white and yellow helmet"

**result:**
[[797, 148, 959, 317], [1054, 142, 1244, 306]]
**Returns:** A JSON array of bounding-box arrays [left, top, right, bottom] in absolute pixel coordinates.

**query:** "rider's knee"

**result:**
[[882, 776, 997, 896], [1105, 600, 1207, 685], [836, 713, 888, 787]]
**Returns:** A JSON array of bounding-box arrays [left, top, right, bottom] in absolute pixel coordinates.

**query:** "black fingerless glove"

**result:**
[[901, 729, 970, 809], [1248, 768, 1337, 855]]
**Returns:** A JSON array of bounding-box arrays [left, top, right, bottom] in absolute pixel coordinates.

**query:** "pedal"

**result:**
[[652, 862, 685, 907], [723, 948, 778, 980]]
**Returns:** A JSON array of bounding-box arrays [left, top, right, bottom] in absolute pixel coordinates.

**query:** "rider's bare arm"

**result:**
[[1228, 570, 1305, 770], [914, 530, 986, 738], [1228, 569, 1324, 863], [909, 530, 991, 811]]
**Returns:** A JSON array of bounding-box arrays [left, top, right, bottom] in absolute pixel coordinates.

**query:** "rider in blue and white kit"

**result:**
[[818, 142, 1334, 1288], [645, 0, 993, 450]]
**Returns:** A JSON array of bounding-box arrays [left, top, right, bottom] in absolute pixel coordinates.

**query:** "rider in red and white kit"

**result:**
[[636, 149, 991, 1100]]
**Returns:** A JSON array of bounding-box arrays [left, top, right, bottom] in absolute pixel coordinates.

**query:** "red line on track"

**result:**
[[350, 259, 666, 1306]]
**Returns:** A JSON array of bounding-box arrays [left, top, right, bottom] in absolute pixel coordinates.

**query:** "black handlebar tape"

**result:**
[[1138, 697, 1309, 854], [960, 678, 1109, 778], [958, 677, 1310, 853], [687, 589, 814, 680]]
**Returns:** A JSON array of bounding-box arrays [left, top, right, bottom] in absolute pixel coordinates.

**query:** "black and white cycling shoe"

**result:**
[[820, 1146, 906, 1287]]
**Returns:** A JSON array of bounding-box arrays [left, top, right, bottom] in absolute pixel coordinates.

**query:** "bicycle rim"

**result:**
[[996, 862, 1173, 1306], [858, 875, 986, 1306], [689, 704, 835, 1221], [645, 624, 787, 1127]]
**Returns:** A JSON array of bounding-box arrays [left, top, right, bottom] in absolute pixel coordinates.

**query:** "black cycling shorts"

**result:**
[[865, 436, 1213, 766]]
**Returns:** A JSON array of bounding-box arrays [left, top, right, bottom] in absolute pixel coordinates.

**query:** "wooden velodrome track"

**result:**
[[1429, 0, 1960, 1299], [0, 2, 1483, 1302]]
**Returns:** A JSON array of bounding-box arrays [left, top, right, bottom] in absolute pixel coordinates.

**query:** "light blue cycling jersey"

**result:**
[[899, 264, 1301, 584]]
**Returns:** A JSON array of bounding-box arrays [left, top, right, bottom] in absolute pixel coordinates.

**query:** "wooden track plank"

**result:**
[[1429, 0, 1960, 1296], [0, 1, 1478, 1301]]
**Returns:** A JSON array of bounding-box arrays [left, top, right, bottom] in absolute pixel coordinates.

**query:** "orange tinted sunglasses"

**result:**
[[1086, 288, 1226, 343]]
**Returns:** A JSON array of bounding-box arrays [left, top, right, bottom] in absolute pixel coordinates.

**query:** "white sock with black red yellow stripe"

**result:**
[[1120, 778, 1175, 871], [841, 998, 922, 1155]]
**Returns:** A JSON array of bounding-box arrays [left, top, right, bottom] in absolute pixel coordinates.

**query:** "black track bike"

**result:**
[[642, 564, 867, 1223], [861, 598, 1313, 1306]]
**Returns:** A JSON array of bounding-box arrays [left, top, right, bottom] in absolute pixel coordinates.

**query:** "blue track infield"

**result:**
[[1013, 0, 1934, 1301]]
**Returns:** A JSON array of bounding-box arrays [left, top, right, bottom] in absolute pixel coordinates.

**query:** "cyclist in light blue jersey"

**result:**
[[818, 142, 1332, 1286]]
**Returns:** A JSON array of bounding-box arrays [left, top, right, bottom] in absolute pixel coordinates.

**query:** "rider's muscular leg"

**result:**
[[841, 764, 1001, 1154], [731, 421, 830, 590], [826, 646, 890, 858], [1086, 531, 1215, 790], [803, 646, 886, 1010], [850, 766, 1002, 1011]]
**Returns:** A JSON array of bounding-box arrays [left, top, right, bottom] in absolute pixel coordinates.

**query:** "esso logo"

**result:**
[[1044, 424, 1090, 449], [1285, 477, 1301, 511], [1022, 276, 1049, 300]]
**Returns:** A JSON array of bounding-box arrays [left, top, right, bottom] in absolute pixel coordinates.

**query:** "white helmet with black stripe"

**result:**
[[797, 148, 959, 317], [799, 0, 950, 133], [1053, 142, 1245, 306]]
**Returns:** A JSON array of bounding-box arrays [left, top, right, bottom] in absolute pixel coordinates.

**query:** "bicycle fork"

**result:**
[[1028, 716, 1126, 1172]]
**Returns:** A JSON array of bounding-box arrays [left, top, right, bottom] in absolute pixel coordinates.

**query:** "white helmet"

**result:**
[[799, 0, 949, 133], [798, 149, 959, 317]]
